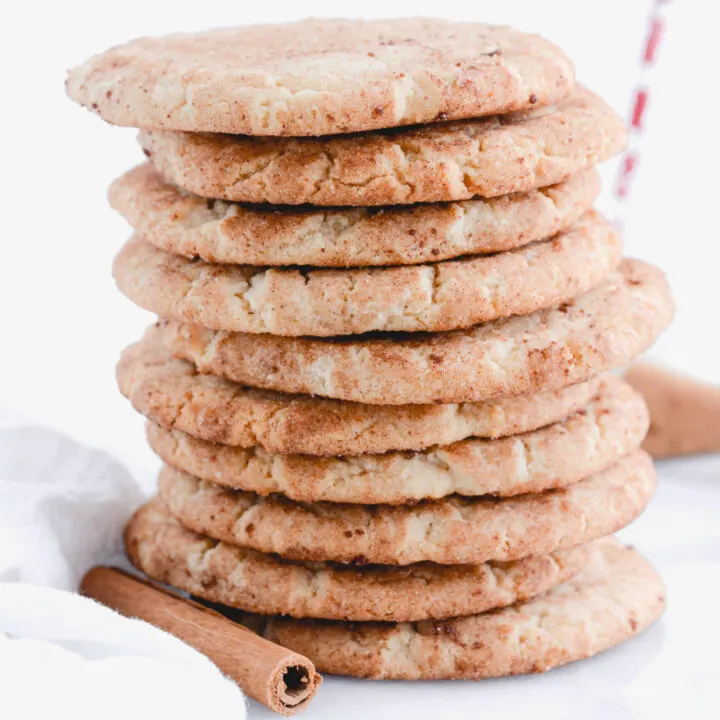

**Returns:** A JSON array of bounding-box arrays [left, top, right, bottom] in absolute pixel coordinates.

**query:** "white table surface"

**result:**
[[247, 455, 720, 719]]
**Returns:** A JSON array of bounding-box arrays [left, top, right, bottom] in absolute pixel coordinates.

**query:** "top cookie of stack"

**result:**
[[69, 18, 576, 136]]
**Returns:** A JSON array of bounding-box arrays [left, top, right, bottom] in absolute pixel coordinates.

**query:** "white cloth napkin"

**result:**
[[0, 425, 247, 720]]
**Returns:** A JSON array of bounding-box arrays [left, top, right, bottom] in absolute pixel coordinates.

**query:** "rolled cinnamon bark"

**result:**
[[80, 566, 322, 715], [625, 361, 720, 458]]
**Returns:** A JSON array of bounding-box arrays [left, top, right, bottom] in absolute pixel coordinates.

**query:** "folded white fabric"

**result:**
[[0, 425, 247, 720]]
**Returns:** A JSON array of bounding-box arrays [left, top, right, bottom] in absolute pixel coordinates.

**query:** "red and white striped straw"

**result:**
[[613, 0, 675, 225]]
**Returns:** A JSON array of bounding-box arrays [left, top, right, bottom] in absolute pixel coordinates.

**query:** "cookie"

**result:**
[[156, 259, 674, 405], [146, 376, 648, 504], [158, 450, 656, 565], [251, 540, 665, 679], [67, 19, 574, 136], [126, 498, 592, 622], [625, 361, 720, 458], [109, 164, 600, 267], [113, 212, 620, 337], [139, 86, 624, 205], [118, 336, 599, 455]]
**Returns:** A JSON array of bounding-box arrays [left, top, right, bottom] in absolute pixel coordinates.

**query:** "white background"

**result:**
[[1, 2, 719, 718]]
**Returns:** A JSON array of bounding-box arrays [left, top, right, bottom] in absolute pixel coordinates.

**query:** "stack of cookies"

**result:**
[[68, 19, 674, 680]]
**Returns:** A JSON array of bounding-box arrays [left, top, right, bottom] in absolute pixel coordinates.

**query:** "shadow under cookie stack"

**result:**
[[68, 19, 674, 680]]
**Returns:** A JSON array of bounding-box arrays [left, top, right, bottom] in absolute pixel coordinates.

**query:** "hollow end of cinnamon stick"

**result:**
[[267, 654, 322, 712], [80, 566, 322, 715], [190, 597, 323, 714]]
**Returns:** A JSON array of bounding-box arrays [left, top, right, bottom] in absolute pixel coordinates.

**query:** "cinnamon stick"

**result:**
[[625, 361, 720, 458], [80, 566, 321, 715]]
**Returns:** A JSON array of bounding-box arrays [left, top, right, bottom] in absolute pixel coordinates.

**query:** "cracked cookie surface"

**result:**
[[114, 212, 620, 336], [67, 19, 574, 136], [251, 540, 665, 679], [158, 450, 656, 565], [146, 376, 648, 504], [110, 164, 599, 267], [139, 87, 624, 205], [118, 335, 600, 455], [155, 259, 674, 404], [126, 498, 592, 622]]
